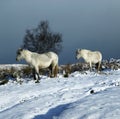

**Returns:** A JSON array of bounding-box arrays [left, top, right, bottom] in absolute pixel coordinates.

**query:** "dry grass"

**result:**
[[0, 59, 120, 85]]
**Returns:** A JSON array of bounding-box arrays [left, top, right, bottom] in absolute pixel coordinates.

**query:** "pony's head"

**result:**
[[16, 48, 24, 61], [76, 49, 82, 59]]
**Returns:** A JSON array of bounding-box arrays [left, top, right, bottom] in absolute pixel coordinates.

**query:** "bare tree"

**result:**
[[22, 21, 62, 54]]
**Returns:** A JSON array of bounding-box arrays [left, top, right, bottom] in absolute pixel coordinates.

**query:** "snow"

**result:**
[[0, 65, 120, 119]]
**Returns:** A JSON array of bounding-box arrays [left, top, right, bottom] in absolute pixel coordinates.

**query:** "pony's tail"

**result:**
[[54, 64, 59, 77]]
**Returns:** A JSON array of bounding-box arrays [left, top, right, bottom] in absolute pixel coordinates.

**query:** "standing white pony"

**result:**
[[16, 49, 58, 82], [76, 49, 102, 71]]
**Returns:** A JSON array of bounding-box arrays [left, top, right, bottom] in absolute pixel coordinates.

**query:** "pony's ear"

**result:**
[[18, 48, 23, 52], [79, 49, 82, 51], [76, 49, 79, 54], [17, 48, 23, 54], [77, 49, 81, 52]]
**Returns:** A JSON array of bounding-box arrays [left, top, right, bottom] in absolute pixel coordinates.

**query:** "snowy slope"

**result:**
[[0, 68, 120, 119]]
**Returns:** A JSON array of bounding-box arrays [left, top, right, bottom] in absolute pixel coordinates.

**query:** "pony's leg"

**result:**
[[32, 68, 37, 80], [89, 62, 92, 71], [34, 67, 40, 83], [51, 66, 55, 78], [50, 63, 58, 78], [50, 65, 56, 78], [97, 62, 101, 72], [48, 65, 52, 77], [35, 73, 40, 83], [54, 65, 58, 77]]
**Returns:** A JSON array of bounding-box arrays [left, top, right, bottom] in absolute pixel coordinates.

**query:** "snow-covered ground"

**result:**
[[0, 66, 120, 119]]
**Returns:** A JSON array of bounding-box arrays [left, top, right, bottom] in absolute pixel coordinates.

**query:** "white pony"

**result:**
[[76, 49, 102, 71], [16, 49, 58, 82]]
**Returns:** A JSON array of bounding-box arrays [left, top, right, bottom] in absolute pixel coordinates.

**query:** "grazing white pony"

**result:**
[[16, 49, 58, 82], [76, 49, 102, 71]]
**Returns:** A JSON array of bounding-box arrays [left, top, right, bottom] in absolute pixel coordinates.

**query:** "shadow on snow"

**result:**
[[33, 103, 71, 119]]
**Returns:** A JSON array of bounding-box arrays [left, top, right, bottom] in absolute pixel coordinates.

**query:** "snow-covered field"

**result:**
[[0, 66, 120, 119]]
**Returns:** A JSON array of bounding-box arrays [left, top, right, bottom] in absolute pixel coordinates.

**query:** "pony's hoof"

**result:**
[[50, 75, 54, 78], [35, 80, 40, 83]]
